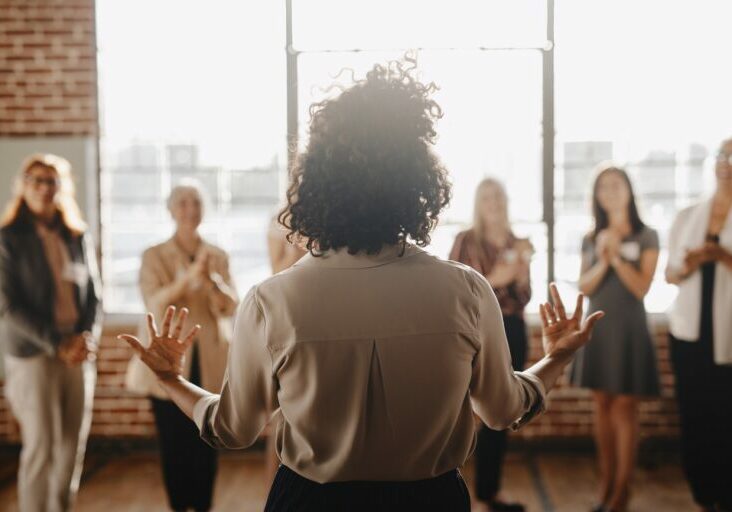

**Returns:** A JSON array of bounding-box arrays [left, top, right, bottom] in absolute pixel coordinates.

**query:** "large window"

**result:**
[[292, 0, 550, 310], [97, 1, 286, 312], [97, 0, 732, 314], [554, 0, 732, 311]]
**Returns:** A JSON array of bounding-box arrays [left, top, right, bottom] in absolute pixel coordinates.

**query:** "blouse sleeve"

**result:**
[[640, 227, 660, 252], [667, 209, 688, 271], [193, 286, 278, 449], [208, 251, 238, 318], [580, 233, 596, 271], [468, 272, 546, 430], [139, 248, 173, 314]]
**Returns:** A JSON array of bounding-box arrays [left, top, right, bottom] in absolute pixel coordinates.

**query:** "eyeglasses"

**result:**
[[24, 175, 61, 188], [716, 152, 732, 165]]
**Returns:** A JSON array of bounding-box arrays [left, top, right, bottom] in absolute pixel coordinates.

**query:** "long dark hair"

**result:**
[[591, 164, 645, 240]]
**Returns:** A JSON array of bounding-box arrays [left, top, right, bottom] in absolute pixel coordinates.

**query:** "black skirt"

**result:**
[[264, 465, 470, 512]]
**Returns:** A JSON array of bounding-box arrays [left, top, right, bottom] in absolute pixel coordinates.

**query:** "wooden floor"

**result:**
[[0, 450, 695, 511]]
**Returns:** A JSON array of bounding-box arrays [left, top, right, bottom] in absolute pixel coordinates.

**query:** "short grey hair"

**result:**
[[167, 178, 206, 211]]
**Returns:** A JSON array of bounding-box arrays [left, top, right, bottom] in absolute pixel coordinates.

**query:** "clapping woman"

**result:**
[[125, 181, 238, 512], [0, 154, 101, 512], [450, 178, 533, 512], [666, 138, 732, 512], [571, 164, 660, 512]]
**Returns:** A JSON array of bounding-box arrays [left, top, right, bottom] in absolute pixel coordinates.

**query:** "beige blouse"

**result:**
[[125, 238, 238, 399], [193, 245, 545, 483], [35, 222, 79, 335]]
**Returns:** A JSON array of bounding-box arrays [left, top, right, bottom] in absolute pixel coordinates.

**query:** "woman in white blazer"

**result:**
[[665, 137, 732, 512]]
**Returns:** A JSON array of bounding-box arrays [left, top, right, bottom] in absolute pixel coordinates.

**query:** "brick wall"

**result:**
[[519, 323, 679, 439], [0, 323, 680, 443], [0, 0, 97, 136]]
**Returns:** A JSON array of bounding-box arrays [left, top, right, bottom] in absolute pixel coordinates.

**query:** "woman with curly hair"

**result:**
[[119, 58, 603, 511]]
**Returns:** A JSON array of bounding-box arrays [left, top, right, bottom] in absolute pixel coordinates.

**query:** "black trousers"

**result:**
[[475, 315, 528, 502], [264, 465, 470, 512], [670, 334, 732, 509], [150, 346, 218, 512]]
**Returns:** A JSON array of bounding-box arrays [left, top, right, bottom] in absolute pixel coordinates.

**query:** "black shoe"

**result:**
[[488, 501, 526, 512], [590, 506, 606, 512]]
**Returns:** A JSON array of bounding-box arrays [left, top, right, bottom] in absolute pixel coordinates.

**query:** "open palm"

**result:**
[[540, 283, 604, 357], [118, 306, 201, 381]]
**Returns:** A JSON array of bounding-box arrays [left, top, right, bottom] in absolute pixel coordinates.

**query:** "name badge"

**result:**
[[62, 262, 89, 286], [620, 241, 641, 261], [502, 249, 518, 264]]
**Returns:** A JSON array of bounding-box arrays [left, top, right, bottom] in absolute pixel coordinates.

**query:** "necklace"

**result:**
[[173, 234, 201, 262]]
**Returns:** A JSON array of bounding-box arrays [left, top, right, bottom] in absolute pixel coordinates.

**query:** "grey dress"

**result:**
[[570, 226, 661, 396]]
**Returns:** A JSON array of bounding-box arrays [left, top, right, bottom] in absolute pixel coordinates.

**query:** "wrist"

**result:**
[[156, 372, 183, 384], [545, 347, 575, 365]]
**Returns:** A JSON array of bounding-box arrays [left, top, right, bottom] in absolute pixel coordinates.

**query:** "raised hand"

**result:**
[[118, 306, 200, 381], [539, 283, 604, 357]]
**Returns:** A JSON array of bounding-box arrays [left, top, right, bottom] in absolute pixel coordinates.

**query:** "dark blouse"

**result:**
[[449, 229, 532, 316]]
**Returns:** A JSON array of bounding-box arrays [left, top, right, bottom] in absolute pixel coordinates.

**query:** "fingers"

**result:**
[[118, 334, 145, 354], [171, 307, 189, 340], [161, 306, 176, 338], [581, 311, 605, 336], [539, 303, 549, 327], [181, 324, 201, 350], [572, 293, 584, 321], [146, 313, 159, 341], [549, 283, 566, 320], [544, 302, 558, 324]]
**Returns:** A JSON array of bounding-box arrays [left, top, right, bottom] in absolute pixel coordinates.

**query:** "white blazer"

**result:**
[[667, 199, 732, 365]]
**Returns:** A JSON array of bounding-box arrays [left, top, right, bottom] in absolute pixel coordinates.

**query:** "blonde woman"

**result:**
[[125, 181, 237, 512], [0, 154, 101, 512], [450, 178, 533, 512]]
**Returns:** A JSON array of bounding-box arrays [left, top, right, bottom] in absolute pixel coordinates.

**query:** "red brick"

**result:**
[[0, 0, 96, 136]]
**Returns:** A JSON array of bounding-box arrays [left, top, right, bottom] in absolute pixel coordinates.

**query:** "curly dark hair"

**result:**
[[278, 56, 452, 255]]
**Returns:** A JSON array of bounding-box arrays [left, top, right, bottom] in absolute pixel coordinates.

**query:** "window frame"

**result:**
[[284, 0, 558, 298]]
